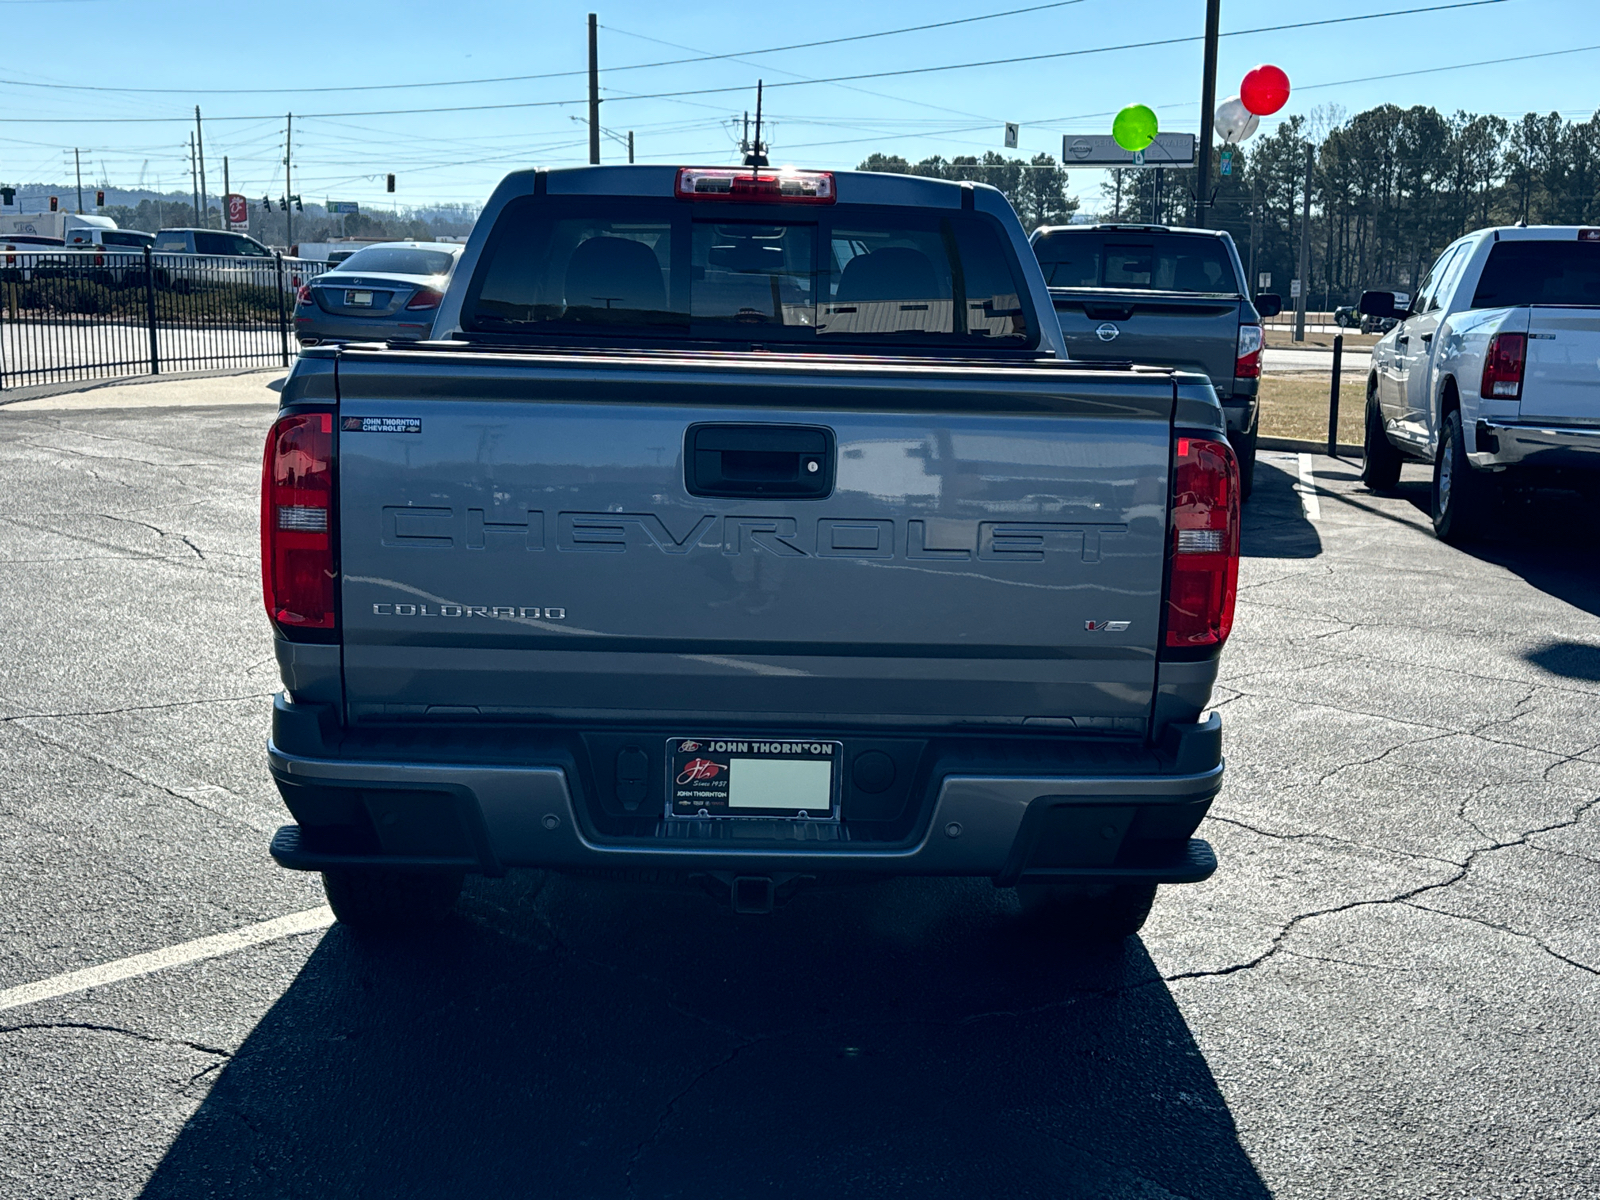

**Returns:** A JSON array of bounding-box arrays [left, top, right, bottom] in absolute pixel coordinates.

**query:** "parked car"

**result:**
[[1334, 304, 1359, 328], [65, 227, 155, 252], [260, 165, 1238, 938], [1029, 223, 1280, 498], [292, 241, 463, 345], [153, 228, 274, 258], [1362, 226, 1600, 541]]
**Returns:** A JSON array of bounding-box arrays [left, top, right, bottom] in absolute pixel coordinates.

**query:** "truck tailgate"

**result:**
[[1050, 289, 1241, 386], [1522, 307, 1600, 424], [333, 350, 1174, 732]]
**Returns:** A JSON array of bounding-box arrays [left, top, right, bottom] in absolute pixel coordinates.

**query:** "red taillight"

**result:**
[[295, 283, 312, 306], [1235, 323, 1263, 379], [1481, 332, 1526, 399], [405, 286, 443, 310], [675, 167, 836, 203], [1165, 436, 1240, 650], [261, 412, 336, 631]]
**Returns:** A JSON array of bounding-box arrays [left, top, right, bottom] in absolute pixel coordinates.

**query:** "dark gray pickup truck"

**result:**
[[1030, 223, 1281, 497], [261, 166, 1240, 942]]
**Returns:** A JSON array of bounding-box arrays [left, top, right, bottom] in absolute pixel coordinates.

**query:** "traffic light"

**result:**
[[263, 196, 273, 211], [49, 195, 58, 211], [95, 190, 105, 207], [0, 186, 15, 206], [292, 195, 302, 213], [386, 174, 395, 193]]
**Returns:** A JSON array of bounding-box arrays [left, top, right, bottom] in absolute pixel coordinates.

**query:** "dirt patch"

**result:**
[[1257, 374, 1368, 444]]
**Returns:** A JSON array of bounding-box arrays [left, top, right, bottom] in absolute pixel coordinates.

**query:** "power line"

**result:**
[[0, 0, 1090, 97], [1292, 43, 1600, 95], [0, 0, 1513, 123]]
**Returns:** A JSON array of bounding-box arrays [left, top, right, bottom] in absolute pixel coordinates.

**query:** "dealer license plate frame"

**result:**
[[665, 737, 842, 821]]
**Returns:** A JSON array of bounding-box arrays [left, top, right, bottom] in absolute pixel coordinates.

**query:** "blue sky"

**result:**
[[0, 0, 1595, 213]]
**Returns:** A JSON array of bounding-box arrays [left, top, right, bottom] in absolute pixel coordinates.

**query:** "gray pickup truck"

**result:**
[[261, 166, 1240, 942], [1030, 223, 1281, 497]]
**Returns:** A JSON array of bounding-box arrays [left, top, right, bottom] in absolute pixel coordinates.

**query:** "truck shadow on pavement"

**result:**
[[139, 873, 1271, 1199], [1388, 478, 1600, 621], [1242, 454, 1322, 560]]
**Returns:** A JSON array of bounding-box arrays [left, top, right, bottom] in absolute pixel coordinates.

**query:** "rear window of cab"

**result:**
[[461, 195, 1036, 350], [1034, 231, 1240, 294]]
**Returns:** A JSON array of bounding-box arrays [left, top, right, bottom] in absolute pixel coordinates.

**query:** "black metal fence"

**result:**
[[0, 248, 332, 390]]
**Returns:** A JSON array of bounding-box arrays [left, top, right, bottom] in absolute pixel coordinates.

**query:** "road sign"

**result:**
[[327, 200, 359, 215], [1060, 132, 1195, 168], [1004, 123, 1019, 149], [1290, 279, 1302, 298], [1258, 273, 1271, 290], [225, 193, 248, 230]]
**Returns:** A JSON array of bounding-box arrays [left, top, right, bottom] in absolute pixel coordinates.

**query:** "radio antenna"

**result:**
[[744, 80, 768, 170]]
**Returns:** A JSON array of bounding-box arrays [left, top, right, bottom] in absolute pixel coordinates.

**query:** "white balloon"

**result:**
[[1214, 96, 1260, 145]]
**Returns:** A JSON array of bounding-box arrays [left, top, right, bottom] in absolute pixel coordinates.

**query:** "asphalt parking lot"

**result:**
[[1, 375, 1597, 1198]]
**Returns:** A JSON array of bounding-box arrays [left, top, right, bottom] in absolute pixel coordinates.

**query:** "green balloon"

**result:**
[[1112, 104, 1159, 152]]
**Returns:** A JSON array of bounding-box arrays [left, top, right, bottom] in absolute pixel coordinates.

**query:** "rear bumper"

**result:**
[[265, 699, 1224, 887], [294, 312, 433, 344], [1219, 392, 1258, 435], [1473, 420, 1600, 470]]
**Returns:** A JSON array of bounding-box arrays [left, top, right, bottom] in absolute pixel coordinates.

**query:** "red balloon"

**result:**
[[1240, 64, 1291, 116]]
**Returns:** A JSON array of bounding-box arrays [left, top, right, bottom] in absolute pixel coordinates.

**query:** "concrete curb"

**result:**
[[0, 365, 283, 407], [1259, 436, 1364, 457]]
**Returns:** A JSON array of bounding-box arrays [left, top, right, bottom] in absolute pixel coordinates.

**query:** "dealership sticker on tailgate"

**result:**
[[342, 417, 421, 434], [667, 738, 840, 820]]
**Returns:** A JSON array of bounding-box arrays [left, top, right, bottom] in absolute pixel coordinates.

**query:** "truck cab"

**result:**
[[1029, 223, 1280, 498]]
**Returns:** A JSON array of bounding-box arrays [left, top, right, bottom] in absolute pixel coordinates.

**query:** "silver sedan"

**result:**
[[294, 242, 463, 345]]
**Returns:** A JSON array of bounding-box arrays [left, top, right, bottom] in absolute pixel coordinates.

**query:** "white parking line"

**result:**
[[0, 906, 334, 1015], [1296, 453, 1322, 520]]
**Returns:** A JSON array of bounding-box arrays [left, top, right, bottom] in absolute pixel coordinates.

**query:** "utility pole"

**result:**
[[627, 130, 634, 164], [74, 148, 83, 214], [195, 106, 208, 227], [284, 113, 293, 250], [744, 82, 768, 168], [223, 155, 229, 221], [1248, 174, 1259, 291], [1193, 0, 1221, 227], [587, 13, 600, 166], [189, 132, 200, 225], [1294, 142, 1312, 342]]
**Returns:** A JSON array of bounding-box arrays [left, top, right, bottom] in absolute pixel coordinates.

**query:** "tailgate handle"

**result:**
[[1082, 302, 1136, 321], [686, 424, 835, 499]]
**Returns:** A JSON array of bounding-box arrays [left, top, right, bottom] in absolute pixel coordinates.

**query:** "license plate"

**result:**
[[667, 737, 840, 820], [345, 290, 374, 307]]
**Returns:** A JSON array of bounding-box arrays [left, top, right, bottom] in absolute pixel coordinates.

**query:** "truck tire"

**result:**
[[1432, 409, 1497, 544], [321, 867, 464, 931], [1362, 391, 1402, 492], [1236, 420, 1258, 501], [1017, 883, 1157, 941]]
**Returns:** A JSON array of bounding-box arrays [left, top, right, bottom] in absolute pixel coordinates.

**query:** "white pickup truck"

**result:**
[[1361, 225, 1600, 541]]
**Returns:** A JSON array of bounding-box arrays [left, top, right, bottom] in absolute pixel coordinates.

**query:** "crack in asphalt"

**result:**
[[1166, 791, 1600, 987], [0, 512, 252, 581], [4, 718, 275, 834], [0, 1020, 233, 1059], [1206, 814, 1463, 867], [1281, 948, 1408, 972], [622, 1037, 768, 1197], [0, 692, 273, 725], [1401, 900, 1600, 978]]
